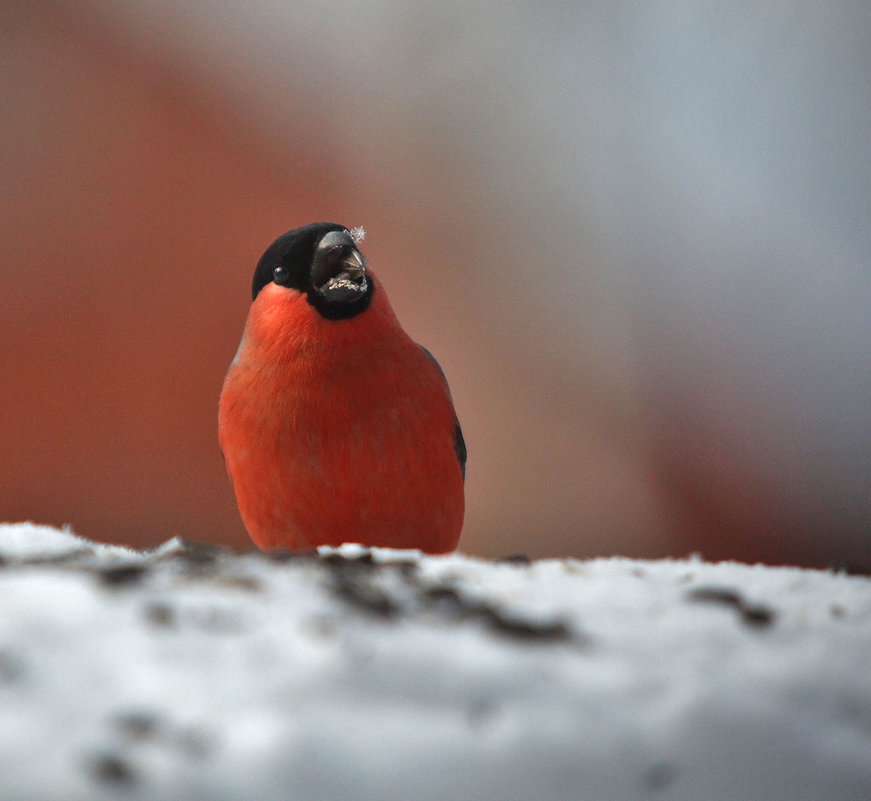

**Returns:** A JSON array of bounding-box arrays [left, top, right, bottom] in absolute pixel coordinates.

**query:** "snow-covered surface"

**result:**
[[0, 523, 869, 800]]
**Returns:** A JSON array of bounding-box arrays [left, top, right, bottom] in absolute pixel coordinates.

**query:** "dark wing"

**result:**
[[453, 419, 467, 482], [419, 345, 467, 482]]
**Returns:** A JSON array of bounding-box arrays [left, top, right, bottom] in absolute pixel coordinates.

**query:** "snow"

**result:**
[[0, 522, 869, 800]]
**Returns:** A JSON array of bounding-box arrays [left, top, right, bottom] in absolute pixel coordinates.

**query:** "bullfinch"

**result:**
[[219, 223, 466, 552]]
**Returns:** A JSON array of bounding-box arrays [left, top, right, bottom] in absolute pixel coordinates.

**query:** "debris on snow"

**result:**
[[0, 522, 869, 801]]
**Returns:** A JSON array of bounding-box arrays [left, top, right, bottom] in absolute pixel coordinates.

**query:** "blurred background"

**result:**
[[2, 0, 869, 567]]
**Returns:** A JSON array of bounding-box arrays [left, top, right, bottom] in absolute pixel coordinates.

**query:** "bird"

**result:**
[[219, 223, 466, 553]]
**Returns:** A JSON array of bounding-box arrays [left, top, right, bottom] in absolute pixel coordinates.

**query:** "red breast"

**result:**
[[219, 254, 465, 552]]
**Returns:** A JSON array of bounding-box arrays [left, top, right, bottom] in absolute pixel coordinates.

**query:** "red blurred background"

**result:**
[[2, 1, 869, 566]]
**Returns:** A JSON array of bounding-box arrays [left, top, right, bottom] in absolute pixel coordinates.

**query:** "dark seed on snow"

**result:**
[[643, 762, 680, 791], [99, 564, 147, 587], [261, 547, 318, 562], [0, 648, 24, 683], [89, 753, 137, 787], [322, 551, 375, 568], [332, 574, 398, 617], [481, 606, 573, 642], [144, 602, 175, 627], [495, 554, 532, 565], [114, 711, 160, 740], [686, 586, 776, 628]]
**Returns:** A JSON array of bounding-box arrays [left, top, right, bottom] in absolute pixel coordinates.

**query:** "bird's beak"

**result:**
[[337, 247, 366, 283], [310, 230, 370, 304], [314, 244, 368, 303]]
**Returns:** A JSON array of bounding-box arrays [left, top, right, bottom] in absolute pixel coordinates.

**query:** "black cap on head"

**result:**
[[251, 222, 374, 320]]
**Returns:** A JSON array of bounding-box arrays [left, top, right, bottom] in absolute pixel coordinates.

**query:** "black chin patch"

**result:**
[[306, 280, 374, 320], [318, 279, 369, 303]]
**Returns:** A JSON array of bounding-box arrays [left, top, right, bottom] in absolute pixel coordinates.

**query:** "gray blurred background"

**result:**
[[2, 0, 869, 566]]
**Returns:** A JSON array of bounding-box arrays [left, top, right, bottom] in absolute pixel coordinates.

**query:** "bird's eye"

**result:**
[[273, 265, 288, 285]]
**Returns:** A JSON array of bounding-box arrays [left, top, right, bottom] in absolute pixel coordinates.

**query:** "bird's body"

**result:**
[[219, 224, 465, 552]]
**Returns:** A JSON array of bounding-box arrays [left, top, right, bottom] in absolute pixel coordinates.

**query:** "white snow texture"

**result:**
[[0, 522, 868, 800]]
